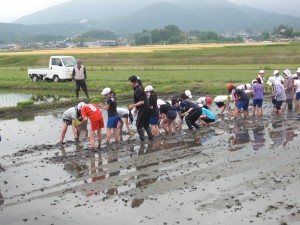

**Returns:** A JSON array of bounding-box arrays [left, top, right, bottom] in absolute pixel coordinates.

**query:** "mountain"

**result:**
[[15, 0, 167, 25], [3, 0, 300, 40]]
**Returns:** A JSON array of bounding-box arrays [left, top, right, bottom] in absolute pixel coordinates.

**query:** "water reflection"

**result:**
[[252, 124, 265, 151], [229, 122, 250, 151], [0, 92, 72, 108]]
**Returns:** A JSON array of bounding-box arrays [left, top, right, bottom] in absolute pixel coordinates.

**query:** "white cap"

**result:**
[[185, 90, 192, 99], [101, 87, 111, 95], [197, 97, 206, 104], [252, 79, 257, 84], [283, 69, 291, 77], [267, 77, 276, 86], [273, 70, 279, 75], [145, 85, 154, 92], [157, 99, 166, 107], [297, 68, 300, 73], [259, 70, 265, 74], [77, 102, 86, 110], [293, 74, 298, 79], [246, 83, 251, 90]]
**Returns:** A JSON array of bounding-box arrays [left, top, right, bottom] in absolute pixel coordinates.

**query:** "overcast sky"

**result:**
[[0, 0, 298, 23]]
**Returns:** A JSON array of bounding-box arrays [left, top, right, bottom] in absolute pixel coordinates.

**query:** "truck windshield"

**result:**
[[62, 58, 77, 67]]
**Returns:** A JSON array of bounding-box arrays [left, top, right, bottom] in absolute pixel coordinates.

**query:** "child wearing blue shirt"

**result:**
[[198, 108, 216, 126]]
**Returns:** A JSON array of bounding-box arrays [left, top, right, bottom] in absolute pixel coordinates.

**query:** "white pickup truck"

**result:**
[[28, 56, 77, 82]]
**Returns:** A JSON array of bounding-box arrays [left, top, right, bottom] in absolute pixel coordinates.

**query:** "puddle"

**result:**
[[0, 92, 72, 107], [1, 102, 300, 225]]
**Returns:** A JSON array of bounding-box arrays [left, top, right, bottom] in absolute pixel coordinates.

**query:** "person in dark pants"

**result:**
[[128, 76, 153, 142], [172, 99, 202, 130], [72, 59, 89, 99]]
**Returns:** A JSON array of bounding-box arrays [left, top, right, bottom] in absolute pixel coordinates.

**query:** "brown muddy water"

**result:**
[[0, 101, 300, 225]]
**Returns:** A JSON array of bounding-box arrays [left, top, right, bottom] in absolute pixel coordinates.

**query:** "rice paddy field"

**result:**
[[0, 42, 300, 108]]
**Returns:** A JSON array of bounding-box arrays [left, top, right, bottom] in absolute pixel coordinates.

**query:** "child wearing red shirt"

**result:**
[[77, 102, 104, 149]]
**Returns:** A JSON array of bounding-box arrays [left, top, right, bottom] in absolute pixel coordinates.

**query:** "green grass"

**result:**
[[17, 100, 34, 107], [0, 42, 299, 104]]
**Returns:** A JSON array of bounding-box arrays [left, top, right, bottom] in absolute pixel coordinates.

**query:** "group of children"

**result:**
[[60, 69, 300, 148]]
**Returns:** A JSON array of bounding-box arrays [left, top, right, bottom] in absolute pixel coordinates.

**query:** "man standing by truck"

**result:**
[[72, 59, 89, 99]]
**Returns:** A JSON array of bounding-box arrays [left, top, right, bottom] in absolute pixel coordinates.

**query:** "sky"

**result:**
[[0, 0, 299, 23]]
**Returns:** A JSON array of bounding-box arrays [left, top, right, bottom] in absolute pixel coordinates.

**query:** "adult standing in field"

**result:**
[[284, 69, 294, 111], [257, 70, 265, 84], [72, 59, 89, 99], [128, 76, 153, 142], [293, 75, 300, 111], [268, 78, 286, 115], [252, 78, 265, 117], [273, 70, 285, 84]]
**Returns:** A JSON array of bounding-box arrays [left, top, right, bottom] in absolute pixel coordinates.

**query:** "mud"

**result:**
[[1, 102, 300, 225]]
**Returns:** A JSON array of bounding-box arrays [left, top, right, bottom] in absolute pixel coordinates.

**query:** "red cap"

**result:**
[[206, 97, 213, 106], [227, 84, 234, 90]]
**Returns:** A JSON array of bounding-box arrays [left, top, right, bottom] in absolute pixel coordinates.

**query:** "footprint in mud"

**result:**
[[131, 198, 144, 208]]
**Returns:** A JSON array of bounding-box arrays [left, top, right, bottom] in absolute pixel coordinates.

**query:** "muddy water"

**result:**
[[0, 92, 72, 108], [1, 102, 300, 225]]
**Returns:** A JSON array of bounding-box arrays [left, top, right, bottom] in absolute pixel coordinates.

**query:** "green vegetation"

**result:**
[[0, 42, 299, 113], [134, 25, 244, 45], [17, 100, 34, 107]]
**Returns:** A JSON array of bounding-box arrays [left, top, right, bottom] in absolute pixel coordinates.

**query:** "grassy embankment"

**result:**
[[0, 42, 300, 115]]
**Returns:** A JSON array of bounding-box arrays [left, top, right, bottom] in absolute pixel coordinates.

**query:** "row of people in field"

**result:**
[[203, 69, 300, 119], [59, 69, 300, 148]]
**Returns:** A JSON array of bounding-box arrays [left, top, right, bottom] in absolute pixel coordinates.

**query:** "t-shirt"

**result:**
[[133, 85, 148, 110], [274, 75, 285, 84], [180, 100, 200, 113], [214, 95, 229, 103], [235, 88, 250, 101], [63, 107, 77, 121], [106, 97, 118, 117], [257, 75, 264, 84], [295, 80, 300, 93], [148, 94, 159, 118], [160, 103, 175, 115], [230, 89, 237, 101], [273, 82, 286, 101], [202, 108, 216, 120], [81, 104, 103, 122], [117, 108, 129, 117], [252, 83, 264, 100]]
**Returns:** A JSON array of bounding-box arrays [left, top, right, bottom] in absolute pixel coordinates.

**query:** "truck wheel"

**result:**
[[32, 75, 39, 82], [53, 75, 60, 83]]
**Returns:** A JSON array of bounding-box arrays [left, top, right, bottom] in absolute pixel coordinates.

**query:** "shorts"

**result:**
[[166, 110, 177, 120], [275, 101, 283, 110], [150, 117, 159, 125], [296, 92, 300, 100], [121, 114, 129, 119], [63, 119, 72, 126], [236, 100, 249, 111], [107, 115, 120, 129], [215, 101, 225, 108], [253, 99, 263, 108], [202, 118, 216, 123], [272, 97, 277, 107], [91, 118, 105, 131]]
